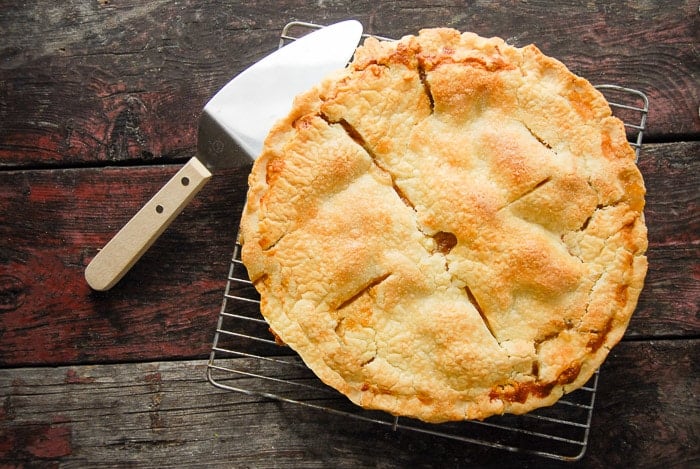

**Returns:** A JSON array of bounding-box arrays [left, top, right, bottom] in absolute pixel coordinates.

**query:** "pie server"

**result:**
[[85, 20, 364, 291]]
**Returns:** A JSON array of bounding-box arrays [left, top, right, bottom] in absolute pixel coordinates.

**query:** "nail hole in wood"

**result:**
[[156, 205, 164, 214], [181, 177, 190, 186]]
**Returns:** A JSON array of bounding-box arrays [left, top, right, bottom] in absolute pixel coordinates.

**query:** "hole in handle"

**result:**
[[156, 205, 164, 214], [181, 176, 190, 186]]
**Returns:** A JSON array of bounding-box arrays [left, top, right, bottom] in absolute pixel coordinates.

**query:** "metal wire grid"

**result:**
[[207, 22, 649, 462], [594, 84, 649, 161]]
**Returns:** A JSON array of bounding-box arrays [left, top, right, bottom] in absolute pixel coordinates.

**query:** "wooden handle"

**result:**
[[85, 157, 212, 291]]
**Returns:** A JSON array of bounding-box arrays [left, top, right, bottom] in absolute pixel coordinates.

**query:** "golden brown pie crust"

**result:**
[[239, 28, 648, 422]]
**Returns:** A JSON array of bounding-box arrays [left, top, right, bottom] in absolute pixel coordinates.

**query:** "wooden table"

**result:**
[[1, 1, 698, 467]]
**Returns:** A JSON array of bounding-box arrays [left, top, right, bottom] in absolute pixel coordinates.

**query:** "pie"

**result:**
[[239, 28, 648, 423]]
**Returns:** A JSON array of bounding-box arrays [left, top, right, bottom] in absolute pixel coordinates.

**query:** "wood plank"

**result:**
[[631, 141, 700, 338], [0, 142, 697, 367], [588, 340, 700, 468], [1, 340, 697, 467], [0, 0, 697, 168], [0, 165, 250, 367]]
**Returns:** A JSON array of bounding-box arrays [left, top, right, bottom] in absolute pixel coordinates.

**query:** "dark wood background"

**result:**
[[1, 1, 698, 467]]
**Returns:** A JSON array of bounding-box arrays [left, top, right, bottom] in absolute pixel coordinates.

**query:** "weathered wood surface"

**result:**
[[0, 0, 697, 169], [0, 142, 697, 367], [0, 165, 249, 366], [1, 0, 698, 467], [1, 340, 697, 468]]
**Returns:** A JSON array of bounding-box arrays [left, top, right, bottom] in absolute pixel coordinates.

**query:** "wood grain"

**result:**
[[1, 340, 697, 468], [0, 165, 250, 367], [0, 0, 697, 168], [631, 141, 700, 338], [0, 2, 697, 466], [0, 142, 697, 367], [588, 340, 700, 468]]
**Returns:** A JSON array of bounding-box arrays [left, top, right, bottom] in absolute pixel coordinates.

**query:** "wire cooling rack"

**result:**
[[207, 22, 649, 462]]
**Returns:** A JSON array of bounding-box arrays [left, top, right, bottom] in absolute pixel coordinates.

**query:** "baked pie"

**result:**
[[239, 28, 647, 422]]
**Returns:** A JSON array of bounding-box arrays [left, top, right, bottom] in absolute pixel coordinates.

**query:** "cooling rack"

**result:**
[[207, 21, 649, 462]]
